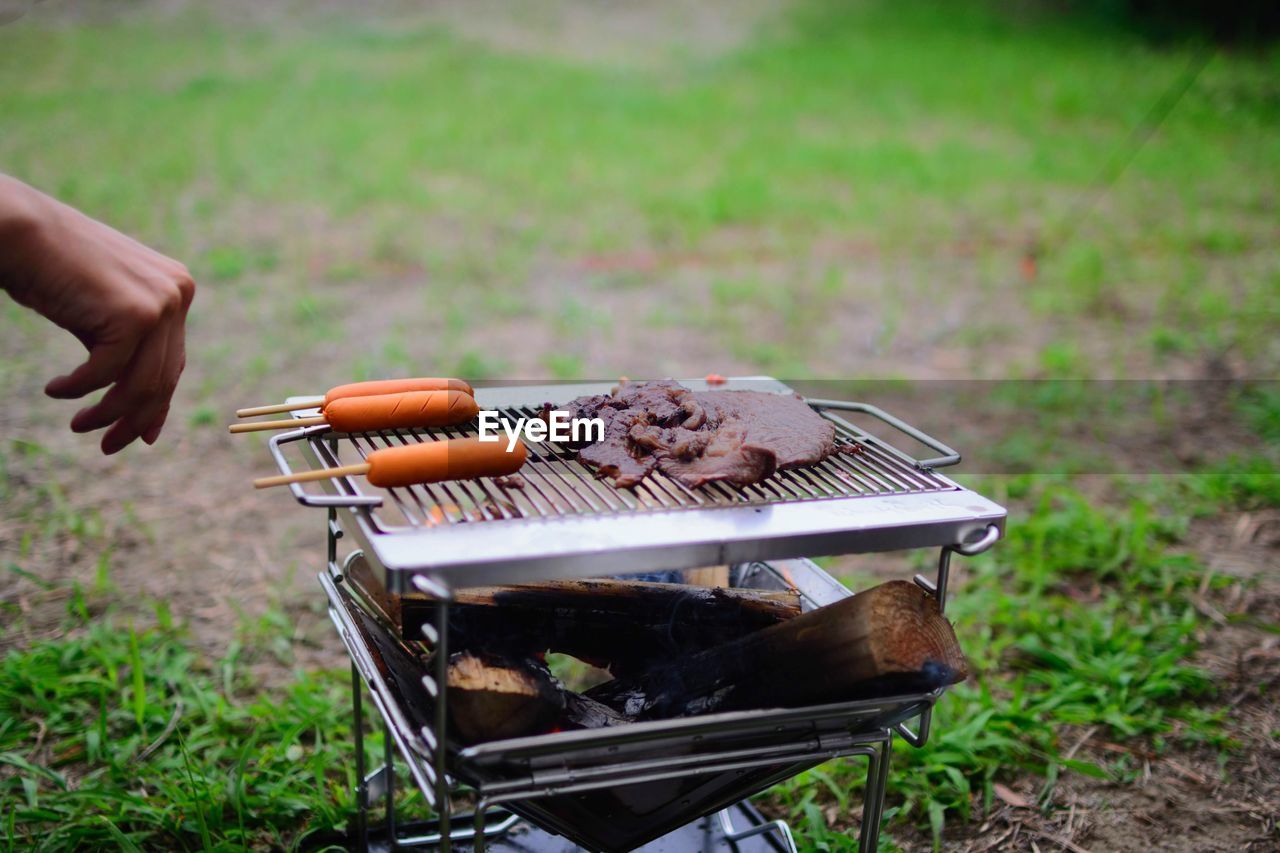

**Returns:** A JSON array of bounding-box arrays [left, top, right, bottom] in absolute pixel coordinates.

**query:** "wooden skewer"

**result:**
[[254, 463, 370, 489], [236, 400, 323, 418], [228, 416, 327, 434], [237, 378, 474, 418]]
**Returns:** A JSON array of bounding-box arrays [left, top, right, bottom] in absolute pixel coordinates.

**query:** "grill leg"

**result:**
[[352, 661, 369, 853], [434, 599, 451, 852], [912, 546, 952, 613], [935, 547, 952, 613], [385, 722, 397, 847], [473, 800, 488, 853], [859, 734, 892, 853]]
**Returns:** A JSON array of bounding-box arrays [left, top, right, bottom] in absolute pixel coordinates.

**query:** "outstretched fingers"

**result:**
[[44, 335, 139, 400], [73, 318, 173, 455], [140, 308, 188, 445]]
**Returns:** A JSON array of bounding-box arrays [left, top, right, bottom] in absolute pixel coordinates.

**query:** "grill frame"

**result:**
[[269, 378, 1006, 592], [278, 378, 1008, 852]]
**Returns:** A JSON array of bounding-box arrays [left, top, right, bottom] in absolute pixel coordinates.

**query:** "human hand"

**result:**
[[0, 176, 196, 454]]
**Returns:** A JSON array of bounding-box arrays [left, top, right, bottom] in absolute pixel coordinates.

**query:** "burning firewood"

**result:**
[[585, 580, 967, 720], [404, 578, 802, 676], [350, 572, 964, 744], [447, 652, 639, 743], [561, 691, 630, 731], [446, 651, 565, 744]]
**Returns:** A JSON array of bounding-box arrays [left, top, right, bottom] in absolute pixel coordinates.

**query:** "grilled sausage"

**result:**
[[365, 436, 527, 488], [324, 377, 474, 406], [324, 390, 479, 433]]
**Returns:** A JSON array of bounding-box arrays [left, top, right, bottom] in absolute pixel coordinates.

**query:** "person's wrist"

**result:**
[[0, 176, 56, 303]]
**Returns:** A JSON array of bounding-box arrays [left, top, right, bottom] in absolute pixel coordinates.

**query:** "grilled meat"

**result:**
[[559, 380, 835, 489]]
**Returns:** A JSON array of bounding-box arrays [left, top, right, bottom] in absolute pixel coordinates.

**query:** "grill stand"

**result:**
[[329, 525, 993, 852], [288, 383, 1005, 852]]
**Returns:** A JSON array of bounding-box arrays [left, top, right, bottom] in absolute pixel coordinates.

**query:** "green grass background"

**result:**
[[2, 0, 1278, 850], [2, 0, 1277, 378]]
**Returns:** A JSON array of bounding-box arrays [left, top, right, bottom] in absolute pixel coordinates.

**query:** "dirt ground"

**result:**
[[2, 1, 1277, 850]]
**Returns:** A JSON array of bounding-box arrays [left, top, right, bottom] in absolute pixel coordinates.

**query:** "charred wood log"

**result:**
[[448, 654, 630, 742], [353, 601, 609, 745], [585, 580, 967, 720], [403, 578, 802, 676], [561, 691, 630, 731], [446, 651, 565, 744]]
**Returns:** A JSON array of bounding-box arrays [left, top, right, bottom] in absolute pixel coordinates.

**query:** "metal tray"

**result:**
[[273, 378, 1005, 592]]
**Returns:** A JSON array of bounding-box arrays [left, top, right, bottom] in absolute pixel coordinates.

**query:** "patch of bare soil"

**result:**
[[415, 0, 787, 68], [25, 0, 786, 69]]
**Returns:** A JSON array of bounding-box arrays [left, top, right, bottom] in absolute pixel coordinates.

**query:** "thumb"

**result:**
[[44, 338, 139, 399]]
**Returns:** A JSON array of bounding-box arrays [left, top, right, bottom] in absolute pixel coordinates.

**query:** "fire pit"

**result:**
[[263, 378, 1006, 851]]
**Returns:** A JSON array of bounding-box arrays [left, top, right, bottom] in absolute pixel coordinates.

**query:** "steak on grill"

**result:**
[[557, 380, 835, 489]]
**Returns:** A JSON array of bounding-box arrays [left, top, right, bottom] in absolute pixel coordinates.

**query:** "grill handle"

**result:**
[[807, 400, 961, 470], [954, 523, 1001, 556], [267, 427, 384, 508]]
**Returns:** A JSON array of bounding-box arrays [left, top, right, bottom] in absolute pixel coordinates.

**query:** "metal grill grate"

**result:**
[[323, 404, 956, 533], [266, 380, 1006, 585]]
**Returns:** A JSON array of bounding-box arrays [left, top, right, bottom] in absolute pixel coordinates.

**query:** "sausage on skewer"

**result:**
[[254, 436, 528, 489], [236, 377, 475, 418], [229, 390, 479, 434]]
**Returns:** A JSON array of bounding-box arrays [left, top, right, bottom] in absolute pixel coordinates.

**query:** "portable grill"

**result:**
[[263, 378, 1006, 852]]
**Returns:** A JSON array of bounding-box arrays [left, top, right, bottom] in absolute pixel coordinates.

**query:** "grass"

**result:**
[[1, 0, 1278, 849], [0, 436, 351, 849], [0, 612, 358, 850], [770, 471, 1238, 850]]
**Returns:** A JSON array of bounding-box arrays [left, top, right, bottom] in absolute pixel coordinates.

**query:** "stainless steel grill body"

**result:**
[[267, 378, 1008, 852]]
